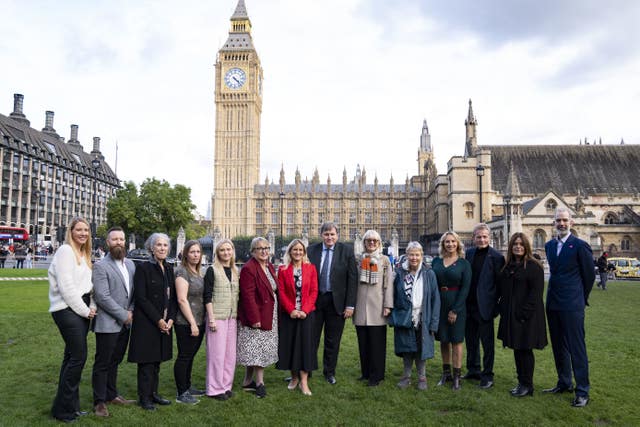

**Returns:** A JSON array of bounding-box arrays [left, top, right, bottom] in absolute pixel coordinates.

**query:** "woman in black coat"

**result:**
[[497, 232, 547, 397], [128, 233, 177, 410]]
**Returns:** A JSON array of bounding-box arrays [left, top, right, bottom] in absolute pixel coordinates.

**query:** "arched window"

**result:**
[[545, 199, 557, 212], [621, 235, 631, 251], [603, 212, 617, 225], [464, 202, 475, 219], [533, 229, 546, 249]]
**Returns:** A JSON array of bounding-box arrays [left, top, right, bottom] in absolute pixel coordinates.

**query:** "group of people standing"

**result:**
[[47, 218, 242, 422], [47, 209, 594, 421]]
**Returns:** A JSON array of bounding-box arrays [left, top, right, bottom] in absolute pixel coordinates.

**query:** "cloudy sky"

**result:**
[[2, 0, 638, 215]]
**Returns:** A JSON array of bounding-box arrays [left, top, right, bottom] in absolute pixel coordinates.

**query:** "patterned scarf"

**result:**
[[403, 272, 415, 300], [359, 253, 380, 284]]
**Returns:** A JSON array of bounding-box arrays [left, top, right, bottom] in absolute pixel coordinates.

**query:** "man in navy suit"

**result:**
[[308, 222, 358, 385], [464, 223, 505, 389], [91, 227, 136, 416], [544, 208, 594, 407]]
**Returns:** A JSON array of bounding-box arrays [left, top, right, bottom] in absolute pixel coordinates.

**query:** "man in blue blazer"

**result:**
[[308, 222, 358, 385], [464, 223, 505, 389], [544, 208, 594, 407], [91, 227, 136, 416]]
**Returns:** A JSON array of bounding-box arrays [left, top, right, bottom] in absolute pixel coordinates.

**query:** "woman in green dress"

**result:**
[[431, 231, 471, 390]]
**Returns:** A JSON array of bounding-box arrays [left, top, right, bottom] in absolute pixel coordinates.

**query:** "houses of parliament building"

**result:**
[[212, 0, 640, 257]]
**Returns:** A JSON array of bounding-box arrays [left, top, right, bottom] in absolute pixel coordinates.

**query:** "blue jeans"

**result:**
[[51, 308, 89, 420]]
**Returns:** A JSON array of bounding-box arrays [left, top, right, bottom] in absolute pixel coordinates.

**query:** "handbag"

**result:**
[[388, 306, 412, 328]]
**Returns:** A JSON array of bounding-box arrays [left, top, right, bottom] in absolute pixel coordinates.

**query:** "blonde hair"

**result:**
[[282, 239, 309, 267], [438, 231, 465, 258], [65, 217, 93, 268], [214, 239, 238, 277], [362, 229, 382, 256]]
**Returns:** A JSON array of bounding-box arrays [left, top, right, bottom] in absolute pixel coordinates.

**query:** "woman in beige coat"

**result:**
[[353, 229, 394, 386]]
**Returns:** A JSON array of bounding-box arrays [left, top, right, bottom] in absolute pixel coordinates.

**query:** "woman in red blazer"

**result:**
[[276, 239, 318, 396], [237, 237, 278, 399]]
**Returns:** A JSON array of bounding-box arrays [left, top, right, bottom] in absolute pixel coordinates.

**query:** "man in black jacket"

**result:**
[[464, 223, 505, 389], [308, 222, 358, 385]]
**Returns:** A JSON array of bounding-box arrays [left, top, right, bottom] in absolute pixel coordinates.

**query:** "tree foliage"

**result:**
[[106, 178, 196, 241]]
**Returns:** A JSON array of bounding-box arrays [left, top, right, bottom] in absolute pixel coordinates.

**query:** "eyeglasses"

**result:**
[[365, 239, 379, 244], [255, 247, 271, 252]]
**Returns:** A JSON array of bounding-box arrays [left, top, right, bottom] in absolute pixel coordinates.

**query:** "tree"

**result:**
[[106, 178, 196, 241]]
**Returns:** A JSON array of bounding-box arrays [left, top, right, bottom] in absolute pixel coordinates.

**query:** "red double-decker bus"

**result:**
[[0, 226, 30, 244]]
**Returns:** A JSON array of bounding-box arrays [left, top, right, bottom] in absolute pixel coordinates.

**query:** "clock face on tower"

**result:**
[[224, 68, 246, 89]]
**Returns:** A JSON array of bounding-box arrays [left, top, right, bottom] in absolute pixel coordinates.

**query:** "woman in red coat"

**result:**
[[237, 237, 278, 399], [276, 239, 318, 396]]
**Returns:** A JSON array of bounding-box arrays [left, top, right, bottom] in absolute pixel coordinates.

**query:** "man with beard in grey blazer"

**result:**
[[91, 227, 136, 417]]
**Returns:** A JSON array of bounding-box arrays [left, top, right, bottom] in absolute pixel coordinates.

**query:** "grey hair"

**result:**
[[145, 233, 171, 253], [555, 207, 572, 219], [320, 222, 339, 234], [362, 229, 381, 242], [472, 223, 490, 237], [250, 236, 269, 252], [405, 241, 423, 255]]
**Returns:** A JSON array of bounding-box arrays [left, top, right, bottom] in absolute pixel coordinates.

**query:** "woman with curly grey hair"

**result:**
[[128, 233, 177, 411]]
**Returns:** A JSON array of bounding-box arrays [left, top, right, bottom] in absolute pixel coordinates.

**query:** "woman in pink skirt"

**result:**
[[203, 239, 240, 400]]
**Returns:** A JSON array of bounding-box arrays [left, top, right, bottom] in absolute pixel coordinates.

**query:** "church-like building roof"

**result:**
[[484, 144, 640, 196]]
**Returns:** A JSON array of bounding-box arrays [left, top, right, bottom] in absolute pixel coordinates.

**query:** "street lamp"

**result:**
[[504, 195, 511, 246], [475, 163, 485, 221], [279, 191, 285, 260], [34, 189, 41, 261], [91, 157, 101, 249]]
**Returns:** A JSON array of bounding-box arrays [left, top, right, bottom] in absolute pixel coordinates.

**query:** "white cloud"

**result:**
[[1, 0, 638, 216]]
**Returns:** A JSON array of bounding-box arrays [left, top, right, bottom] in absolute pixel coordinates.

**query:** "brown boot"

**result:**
[[94, 402, 109, 417], [452, 368, 461, 391]]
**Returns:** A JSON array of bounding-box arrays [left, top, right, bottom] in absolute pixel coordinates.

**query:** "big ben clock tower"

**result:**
[[212, 0, 263, 238]]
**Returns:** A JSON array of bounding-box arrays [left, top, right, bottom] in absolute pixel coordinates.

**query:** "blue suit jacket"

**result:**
[[545, 234, 595, 311], [465, 246, 505, 321]]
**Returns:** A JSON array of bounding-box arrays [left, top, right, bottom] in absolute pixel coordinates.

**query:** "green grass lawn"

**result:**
[[1, 272, 638, 426]]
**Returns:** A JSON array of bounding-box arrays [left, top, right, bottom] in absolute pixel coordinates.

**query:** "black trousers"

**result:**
[[92, 327, 130, 404], [313, 292, 346, 377], [174, 324, 204, 394], [137, 362, 160, 403], [464, 308, 495, 381], [513, 349, 535, 388], [355, 325, 387, 382], [51, 308, 89, 420]]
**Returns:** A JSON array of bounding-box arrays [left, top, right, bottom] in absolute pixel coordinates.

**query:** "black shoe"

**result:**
[[152, 393, 171, 405], [54, 415, 77, 423], [242, 380, 257, 391], [543, 386, 574, 394], [357, 376, 369, 381], [283, 376, 292, 382], [225, 390, 234, 398], [256, 383, 266, 398], [437, 372, 452, 386], [325, 375, 337, 385], [511, 384, 534, 397], [452, 374, 461, 391], [367, 379, 381, 387], [210, 393, 229, 401], [188, 387, 205, 396], [571, 396, 589, 407], [74, 411, 89, 417], [462, 373, 482, 380], [139, 401, 156, 411], [479, 379, 494, 389]]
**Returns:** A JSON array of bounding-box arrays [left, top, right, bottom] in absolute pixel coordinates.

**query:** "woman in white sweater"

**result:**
[[48, 217, 96, 423]]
